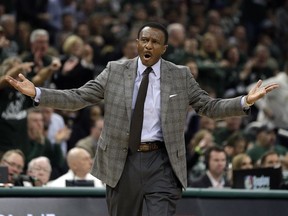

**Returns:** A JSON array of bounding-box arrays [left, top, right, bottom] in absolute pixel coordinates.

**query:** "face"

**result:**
[[70, 40, 84, 57], [208, 151, 227, 177], [234, 140, 246, 155], [227, 47, 239, 62], [28, 112, 44, 131], [258, 130, 275, 147], [137, 27, 167, 66], [2, 153, 24, 183], [262, 154, 280, 168], [31, 35, 49, 55], [41, 107, 53, 125], [73, 150, 92, 177], [28, 161, 51, 185], [123, 41, 138, 59], [91, 119, 104, 140], [240, 156, 253, 169]]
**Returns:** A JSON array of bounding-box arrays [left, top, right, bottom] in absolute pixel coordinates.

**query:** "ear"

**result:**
[[162, 45, 168, 55]]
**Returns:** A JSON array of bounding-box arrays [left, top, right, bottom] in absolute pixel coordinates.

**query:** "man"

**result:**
[[0, 149, 25, 186], [76, 117, 104, 158], [6, 22, 278, 215], [27, 108, 65, 178], [23, 29, 60, 87], [246, 124, 287, 165], [189, 146, 230, 188], [46, 147, 103, 188]]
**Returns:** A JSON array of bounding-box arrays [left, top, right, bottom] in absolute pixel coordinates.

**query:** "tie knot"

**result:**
[[143, 67, 153, 75]]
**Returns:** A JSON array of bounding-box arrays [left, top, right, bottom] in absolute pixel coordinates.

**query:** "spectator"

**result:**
[[22, 29, 61, 87], [196, 32, 224, 96], [189, 146, 230, 188], [117, 38, 138, 61], [224, 132, 248, 164], [246, 124, 287, 165], [52, 35, 94, 89], [213, 116, 243, 146], [260, 151, 281, 168], [220, 45, 246, 97], [47, 147, 104, 188], [163, 23, 187, 64], [240, 44, 278, 87], [232, 153, 253, 170], [0, 149, 25, 186], [26, 108, 65, 178], [0, 57, 34, 157], [26, 156, 52, 187], [187, 129, 215, 182]]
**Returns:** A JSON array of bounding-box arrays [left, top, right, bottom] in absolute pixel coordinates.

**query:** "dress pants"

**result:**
[[106, 148, 182, 216]]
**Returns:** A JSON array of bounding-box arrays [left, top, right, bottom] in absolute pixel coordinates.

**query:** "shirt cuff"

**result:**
[[241, 96, 253, 108], [33, 87, 41, 103]]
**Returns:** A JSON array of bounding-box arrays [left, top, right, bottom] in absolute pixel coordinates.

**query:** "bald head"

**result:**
[[67, 148, 92, 178]]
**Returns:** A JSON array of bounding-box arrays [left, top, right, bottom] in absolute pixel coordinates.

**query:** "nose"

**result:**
[[145, 40, 153, 49]]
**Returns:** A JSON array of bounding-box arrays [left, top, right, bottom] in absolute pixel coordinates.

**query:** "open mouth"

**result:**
[[144, 53, 152, 60]]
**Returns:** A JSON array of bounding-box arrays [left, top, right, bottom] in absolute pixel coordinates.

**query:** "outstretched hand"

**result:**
[[246, 80, 279, 105], [5, 73, 36, 98]]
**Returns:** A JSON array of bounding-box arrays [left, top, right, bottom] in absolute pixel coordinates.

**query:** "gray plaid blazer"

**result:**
[[39, 57, 246, 188]]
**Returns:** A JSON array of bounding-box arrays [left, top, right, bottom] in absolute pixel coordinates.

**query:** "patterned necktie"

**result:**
[[128, 67, 153, 153]]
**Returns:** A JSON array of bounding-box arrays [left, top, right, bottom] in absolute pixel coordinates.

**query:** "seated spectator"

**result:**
[[117, 38, 138, 61], [232, 153, 253, 170], [46, 147, 104, 188], [213, 116, 243, 146], [246, 123, 287, 165], [187, 129, 215, 182], [189, 146, 230, 188], [224, 132, 248, 164], [76, 117, 104, 158], [26, 108, 65, 178], [26, 156, 52, 187], [260, 151, 281, 168], [0, 149, 25, 186]]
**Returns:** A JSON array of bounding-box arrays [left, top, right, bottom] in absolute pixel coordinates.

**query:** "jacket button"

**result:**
[[123, 148, 128, 152]]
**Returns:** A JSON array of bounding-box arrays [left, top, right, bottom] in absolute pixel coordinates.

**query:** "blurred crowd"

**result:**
[[0, 0, 288, 189]]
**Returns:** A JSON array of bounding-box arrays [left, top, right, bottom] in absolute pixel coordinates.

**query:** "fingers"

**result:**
[[18, 73, 27, 81], [255, 79, 263, 88], [265, 83, 279, 93], [5, 75, 18, 87]]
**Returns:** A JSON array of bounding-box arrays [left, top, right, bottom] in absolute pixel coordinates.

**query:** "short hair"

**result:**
[[1, 149, 25, 163], [30, 29, 49, 43], [27, 156, 52, 173], [204, 146, 227, 170], [137, 22, 168, 45]]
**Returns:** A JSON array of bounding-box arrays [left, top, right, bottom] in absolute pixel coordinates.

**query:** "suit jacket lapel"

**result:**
[[160, 59, 172, 126], [124, 58, 138, 123]]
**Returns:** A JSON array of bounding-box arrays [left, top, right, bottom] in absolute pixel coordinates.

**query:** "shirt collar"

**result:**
[[206, 171, 225, 188], [137, 57, 161, 79]]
